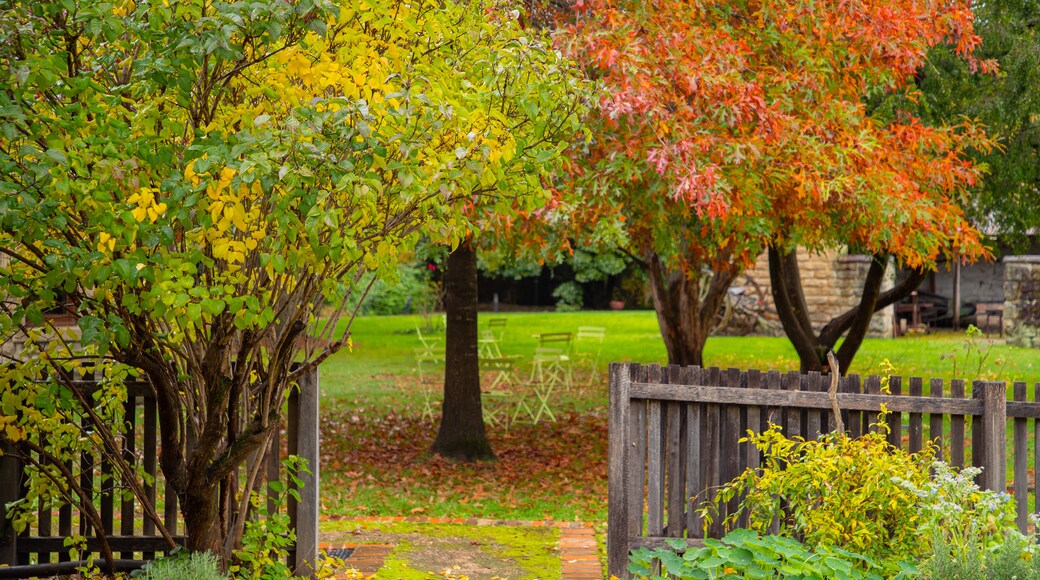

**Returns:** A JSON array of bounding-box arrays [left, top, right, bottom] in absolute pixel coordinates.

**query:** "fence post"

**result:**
[[607, 363, 632, 578], [290, 368, 320, 579], [971, 381, 1007, 492], [0, 438, 18, 566]]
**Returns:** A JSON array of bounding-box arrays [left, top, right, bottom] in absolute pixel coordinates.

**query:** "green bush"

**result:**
[[703, 424, 935, 569], [135, 549, 229, 580], [907, 461, 1031, 578], [552, 281, 584, 311], [627, 529, 908, 579]]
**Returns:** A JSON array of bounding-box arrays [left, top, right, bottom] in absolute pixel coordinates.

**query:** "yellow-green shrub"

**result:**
[[702, 423, 936, 568]]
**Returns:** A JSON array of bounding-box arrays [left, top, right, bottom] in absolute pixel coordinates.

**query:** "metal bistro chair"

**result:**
[[574, 326, 606, 387], [529, 332, 574, 391], [479, 355, 527, 428], [478, 317, 508, 359], [414, 325, 446, 422]]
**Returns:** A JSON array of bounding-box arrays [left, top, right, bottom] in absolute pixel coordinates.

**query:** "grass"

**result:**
[[323, 311, 1040, 412]]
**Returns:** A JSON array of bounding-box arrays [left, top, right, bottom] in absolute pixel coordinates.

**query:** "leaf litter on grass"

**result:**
[[319, 403, 608, 522]]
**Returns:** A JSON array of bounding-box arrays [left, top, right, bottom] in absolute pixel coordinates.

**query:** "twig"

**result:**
[[826, 351, 845, 434]]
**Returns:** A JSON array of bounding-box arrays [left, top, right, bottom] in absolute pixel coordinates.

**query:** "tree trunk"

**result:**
[[432, 239, 494, 461], [646, 253, 735, 367], [182, 484, 224, 555], [768, 245, 927, 374]]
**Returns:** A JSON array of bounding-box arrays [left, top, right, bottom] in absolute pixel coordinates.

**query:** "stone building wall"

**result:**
[[743, 248, 894, 337], [1003, 256, 1040, 347]]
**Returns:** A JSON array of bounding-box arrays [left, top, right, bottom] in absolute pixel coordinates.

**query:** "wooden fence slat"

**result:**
[[141, 396, 157, 560], [863, 375, 880, 433], [784, 371, 801, 440], [929, 379, 944, 459], [722, 369, 741, 524], [1014, 382, 1028, 532], [764, 370, 782, 428], [685, 368, 703, 539], [741, 370, 762, 530], [805, 372, 822, 439], [646, 367, 665, 537], [121, 397, 136, 545], [80, 418, 94, 537], [0, 439, 18, 565], [888, 376, 903, 450], [951, 380, 966, 468], [908, 377, 923, 454], [704, 368, 722, 539], [100, 455, 114, 538], [845, 375, 862, 437], [607, 363, 632, 576], [972, 381, 1007, 492], [57, 459, 72, 563], [630, 365, 648, 538], [666, 365, 685, 537]]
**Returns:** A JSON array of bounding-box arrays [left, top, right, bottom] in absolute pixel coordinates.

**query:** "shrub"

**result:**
[[906, 461, 1030, 578], [703, 424, 936, 569], [552, 281, 584, 311], [627, 529, 906, 579]]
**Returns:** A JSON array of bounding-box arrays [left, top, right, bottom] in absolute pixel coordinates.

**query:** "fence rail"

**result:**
[[607, 363, 1034, 578], [0, 369, 319, 579]]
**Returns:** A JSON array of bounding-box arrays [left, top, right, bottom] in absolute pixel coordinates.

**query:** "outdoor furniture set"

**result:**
[[413, 319, 606, 427]]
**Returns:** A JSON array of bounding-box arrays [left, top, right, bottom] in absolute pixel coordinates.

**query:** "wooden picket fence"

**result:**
[[0, 369, 320, 579], [607, 363, 1040, 577]]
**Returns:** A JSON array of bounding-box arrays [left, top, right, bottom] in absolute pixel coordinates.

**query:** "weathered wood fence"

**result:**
[[0, 369, 320, 579], [607, 363, 1040, 577]]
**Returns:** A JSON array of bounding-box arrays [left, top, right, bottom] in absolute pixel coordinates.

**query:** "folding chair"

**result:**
[[478, 329, 503, 359], [574, 326, 606, 387], [414, 326, 445, 422], [529, 332, 573, 389], [488, 317, 508, 340], [480, 356, 524, 428]]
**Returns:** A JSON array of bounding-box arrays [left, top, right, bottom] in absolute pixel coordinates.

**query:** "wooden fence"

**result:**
[[607, 363, 1040, 577], [0, 369, 320, 579]]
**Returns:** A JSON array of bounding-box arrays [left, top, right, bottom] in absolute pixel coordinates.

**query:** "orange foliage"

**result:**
[[555, 0, 995, 269]]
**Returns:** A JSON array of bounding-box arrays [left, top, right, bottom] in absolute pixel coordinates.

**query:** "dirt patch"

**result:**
[[324, 521, 561, 579]]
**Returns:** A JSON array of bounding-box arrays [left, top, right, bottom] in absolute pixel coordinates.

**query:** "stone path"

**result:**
[[321, 516, 602, 579]]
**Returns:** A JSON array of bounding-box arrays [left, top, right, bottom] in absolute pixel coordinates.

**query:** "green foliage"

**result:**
[[552, 281, 584, 312], [230, 457, 308, 579], [703, 425, 935, 568], [627, 529, 900, 579], [134, 549, 229, 580], [906, 461, 1024, 578], [352, 261, 441, 316], [915, 0, 1040, 248]]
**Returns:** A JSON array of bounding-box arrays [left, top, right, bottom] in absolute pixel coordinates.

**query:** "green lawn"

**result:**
[[322, 310, 1040, 410]]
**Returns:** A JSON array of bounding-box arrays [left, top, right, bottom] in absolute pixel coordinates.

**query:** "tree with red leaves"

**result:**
[[557, 0, 994, 371]]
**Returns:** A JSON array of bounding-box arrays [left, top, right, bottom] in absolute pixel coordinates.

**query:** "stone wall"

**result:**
[[1003, 256, 1040, 347], [743, 248, 894, 337]]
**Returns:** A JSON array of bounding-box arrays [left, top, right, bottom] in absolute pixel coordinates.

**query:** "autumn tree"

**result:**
[[429, 8, 587, 461], [0, 0, 564, 563], [557, 0, 991, 371]]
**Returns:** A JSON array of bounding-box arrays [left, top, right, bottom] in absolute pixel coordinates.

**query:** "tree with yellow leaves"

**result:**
[[0, 0, 584, 566]]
